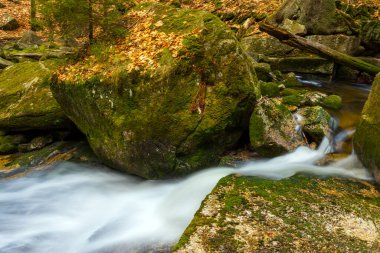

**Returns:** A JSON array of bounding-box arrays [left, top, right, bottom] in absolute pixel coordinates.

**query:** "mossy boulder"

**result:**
[[321, 95, 343, 110], [259, 81, 280, 97], [271, 0, 352, 35], [51, 4, 259, 179], [240, 35, 294, 58], [354, 73, 380, 182], [249, 98, 305, 156], [360, 20, 380, 53], [298, 106, 331, 142], [0, 60, 72, 131], [306, 35, 362, 55], [0, 132, 27, 154], [268, 57, 335, 75], [174, 174, 380, 252]]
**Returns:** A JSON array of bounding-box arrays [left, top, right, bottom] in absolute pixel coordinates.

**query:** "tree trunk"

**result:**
[[88, 0, 94, 44], [259, 22, 380, 75], [30, 0, 37, 31]]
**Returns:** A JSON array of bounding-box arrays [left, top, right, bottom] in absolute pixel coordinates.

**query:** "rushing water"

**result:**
[[0, 77, 373, 252], [0, 137, 372, 253]]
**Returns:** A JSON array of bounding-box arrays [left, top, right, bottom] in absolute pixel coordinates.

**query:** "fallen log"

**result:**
[[259, 22, 380, 75]]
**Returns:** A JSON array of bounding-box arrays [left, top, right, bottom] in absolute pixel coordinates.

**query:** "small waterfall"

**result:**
[[0, 139, 372, 253]]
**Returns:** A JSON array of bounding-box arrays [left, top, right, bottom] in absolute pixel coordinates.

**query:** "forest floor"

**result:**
[[0, 0, 379, 42]]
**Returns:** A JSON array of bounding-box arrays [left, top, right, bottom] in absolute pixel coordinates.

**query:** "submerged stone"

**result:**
[[51, 4, 259, 179]]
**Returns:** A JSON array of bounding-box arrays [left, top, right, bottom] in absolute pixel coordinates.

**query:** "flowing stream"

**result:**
[[0, 77, 374, 253], [0, 138, 372, 253]]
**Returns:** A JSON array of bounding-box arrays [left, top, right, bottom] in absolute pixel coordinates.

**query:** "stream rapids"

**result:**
[[0, 137, 372, 253], [0, 77, 374, 253]]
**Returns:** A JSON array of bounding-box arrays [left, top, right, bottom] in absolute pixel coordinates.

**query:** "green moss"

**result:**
[[321, 95, 343, 110], [282, 94, 304, 106], [260, 81, 280, 97], [282, 72, 301, 87], [0, 59, 70, 131], [51, 3, 259, 179], [175, 174, 380, 252]]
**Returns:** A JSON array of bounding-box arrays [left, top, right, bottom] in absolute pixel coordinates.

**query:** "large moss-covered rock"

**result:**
[[240, 35, 294, 58], [271, 0, 352, 35], [0, 60, 71, 131], [354, 73, 380, 182], [51, 5, 259, 179], [268, 56, 334, 75], [250, 98, 305, 156], [360, 20, 380, 53], [174, 175, 380, 252], [306, 35, 362, 55]]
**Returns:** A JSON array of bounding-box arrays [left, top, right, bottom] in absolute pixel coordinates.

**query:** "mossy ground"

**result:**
[[175, 174, 380, 252]]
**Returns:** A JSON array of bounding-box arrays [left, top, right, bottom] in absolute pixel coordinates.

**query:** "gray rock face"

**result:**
[[17, 31, 44, 49], [0, 14, 19, 31], [271, 0, 351, 35], [307, 35, 362, 55], [281, 19, 307, 35], [240, 35, 294, 58], [249, 97, 305, 156]]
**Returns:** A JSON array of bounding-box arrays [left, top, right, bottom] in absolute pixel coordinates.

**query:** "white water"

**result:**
[[0, 138, 372, 253]]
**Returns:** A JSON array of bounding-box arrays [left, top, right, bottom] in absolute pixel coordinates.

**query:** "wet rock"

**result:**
[[354, 73, 380, 182], [0, 141, 98, 179], [321, 95, 342, 110], [0, 60, 72, 131], [18, 135, 54, 153], [282, 89, 326, 107], [174, 175, 380, 252], [51, 4, 259, 179], [249, 98, 305, 156], [307, 35, 362, 55], [0, 132, 27, 154], [17, 31, 44, 49], [0, 14, 19, 31], [282, 72, 301, 87], [298, 106, 331, 142]]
